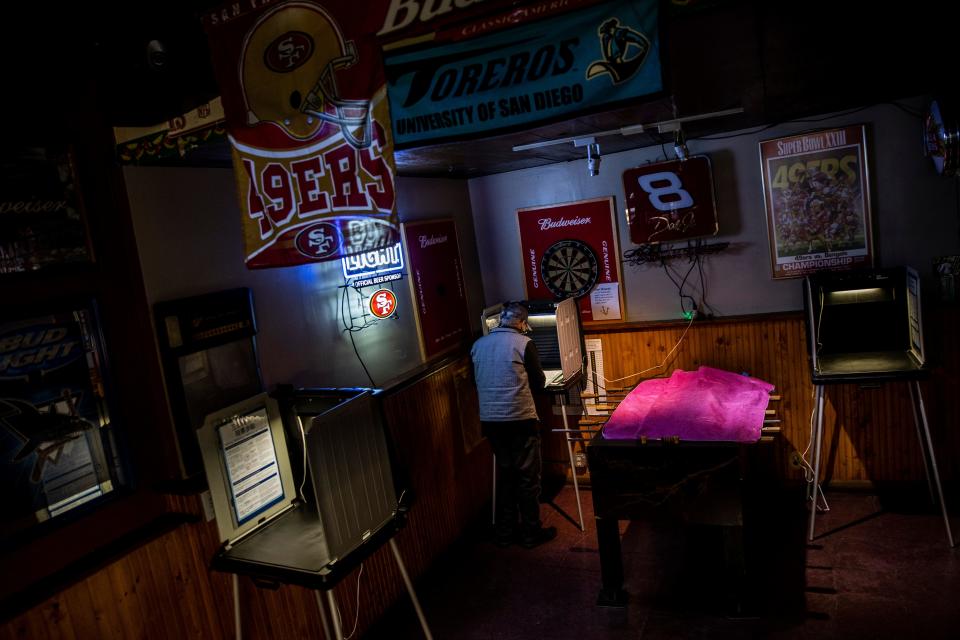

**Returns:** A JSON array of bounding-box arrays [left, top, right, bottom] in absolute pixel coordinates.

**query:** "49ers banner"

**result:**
[[205, 1, 398, 268]]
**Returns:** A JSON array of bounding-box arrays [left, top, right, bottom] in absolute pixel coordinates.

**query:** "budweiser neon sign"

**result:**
[[341, 242, 405, 280]]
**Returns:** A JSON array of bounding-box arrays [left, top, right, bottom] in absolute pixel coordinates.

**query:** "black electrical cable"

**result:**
[[691, 102, 919, 142], [676, 251, 699, 312], [691, 121, 779, 141], [661, 257, 696, 314], [695, 242, 720, 317], [695, 245, 713, 316], [348, 329, 376, 387], [888, 101, 924, 119], [657, 129, 672, 161], [340, 285, 350, 331], [339, 283, 377, 387]]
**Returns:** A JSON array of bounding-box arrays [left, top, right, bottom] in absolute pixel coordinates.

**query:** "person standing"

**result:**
[[471, 301, 557, 549]]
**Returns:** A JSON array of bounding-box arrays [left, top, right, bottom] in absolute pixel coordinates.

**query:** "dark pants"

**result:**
[[483, 420, 542, 538]]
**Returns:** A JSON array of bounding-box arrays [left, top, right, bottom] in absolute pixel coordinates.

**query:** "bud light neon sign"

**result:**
[[341, 242, 404, 281]]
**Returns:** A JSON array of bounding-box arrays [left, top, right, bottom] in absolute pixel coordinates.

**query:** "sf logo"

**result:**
[[369, 289, 397, 319], [295, 221, 340, 259], [310, 227, 334, 253], [277, 36, 306, 68]]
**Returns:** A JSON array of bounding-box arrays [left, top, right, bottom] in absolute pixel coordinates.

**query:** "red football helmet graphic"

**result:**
[[239, 2, 373, 147]]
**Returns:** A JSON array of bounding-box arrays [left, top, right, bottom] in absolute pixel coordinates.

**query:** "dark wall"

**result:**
[[667, 0, 952, 134]]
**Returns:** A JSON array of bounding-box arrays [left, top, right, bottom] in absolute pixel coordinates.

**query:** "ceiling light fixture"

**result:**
[[511, 106, 745, 153], [574, 136, 601, 176], [673, 129, 689, 160]]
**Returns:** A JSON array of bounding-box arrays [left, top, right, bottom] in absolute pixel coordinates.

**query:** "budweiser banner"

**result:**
[[205, 1, 399, 268], [383, 0, 661, 147], [401, 218, 471, 360]]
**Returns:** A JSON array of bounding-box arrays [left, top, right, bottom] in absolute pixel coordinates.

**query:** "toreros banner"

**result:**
[[382, 0, 661, 147], [205, 0, 399, 268]]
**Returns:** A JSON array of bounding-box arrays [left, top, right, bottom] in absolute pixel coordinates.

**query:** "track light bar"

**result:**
[[511, 107, 744, 152]]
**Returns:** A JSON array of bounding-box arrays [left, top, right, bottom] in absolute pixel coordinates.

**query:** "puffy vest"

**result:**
[[471, 328, 538, 421]]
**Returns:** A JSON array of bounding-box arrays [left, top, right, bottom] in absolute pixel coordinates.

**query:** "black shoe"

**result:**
[[519, 526, 557, 549]]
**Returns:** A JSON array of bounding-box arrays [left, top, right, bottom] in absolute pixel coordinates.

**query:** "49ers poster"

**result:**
[[205, 1, 399, 268], [759, 125, 873, 279]]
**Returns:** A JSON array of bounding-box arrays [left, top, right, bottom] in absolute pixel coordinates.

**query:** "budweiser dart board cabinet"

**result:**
[[517, 197, 624, 324]]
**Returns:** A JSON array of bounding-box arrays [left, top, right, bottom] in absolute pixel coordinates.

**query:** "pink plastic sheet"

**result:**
[[602, 366, 774, 442]]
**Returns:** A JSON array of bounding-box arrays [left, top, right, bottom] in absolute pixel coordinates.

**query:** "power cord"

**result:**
[[295, 415, 309, 503], [661, 256, 698, 316], [800, 395, 830, 513], [336, 564, 364, 640], [603, 313, 696, 385]]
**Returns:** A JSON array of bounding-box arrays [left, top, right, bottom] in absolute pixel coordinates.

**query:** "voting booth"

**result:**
[[804, 266, 925, 382], [481, 297, 583, 389], [802, 267, 953, 546], [197, 389, 432, 639]]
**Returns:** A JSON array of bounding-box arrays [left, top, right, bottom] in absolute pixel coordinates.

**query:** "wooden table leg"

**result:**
[[595, 515, 628, 607]]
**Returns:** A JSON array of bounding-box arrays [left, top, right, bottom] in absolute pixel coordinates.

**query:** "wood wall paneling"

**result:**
[[584, 311, 959, 488]]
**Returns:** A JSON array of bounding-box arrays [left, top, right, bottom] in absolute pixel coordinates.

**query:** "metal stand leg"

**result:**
[[233, 574, 242, 640], [560, 395, 585, 531], [909, 381, 955, 548], [908, 381, 936, 503], [808, 384, 826, 541], [389, 538, 434, 639], [313, 590, 334, 640], [325, 590, 344, 640]]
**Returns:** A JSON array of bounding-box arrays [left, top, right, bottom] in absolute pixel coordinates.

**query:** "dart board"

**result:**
[[540, 239, 599, 299]]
